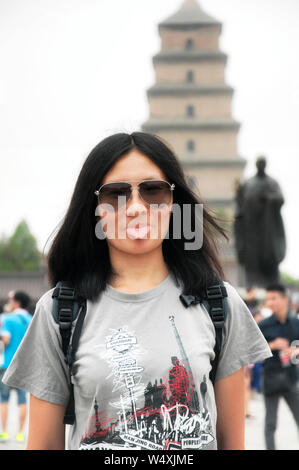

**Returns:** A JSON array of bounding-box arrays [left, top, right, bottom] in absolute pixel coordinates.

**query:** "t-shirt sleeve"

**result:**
[[2, 291, 70, 406], [215, 282, 272, 382]]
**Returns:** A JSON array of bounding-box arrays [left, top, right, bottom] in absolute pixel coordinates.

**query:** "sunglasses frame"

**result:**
[[94, 179, 175, 208]]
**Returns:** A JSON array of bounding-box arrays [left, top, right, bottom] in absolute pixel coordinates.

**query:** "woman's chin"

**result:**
[[107, 237, 163, 256]]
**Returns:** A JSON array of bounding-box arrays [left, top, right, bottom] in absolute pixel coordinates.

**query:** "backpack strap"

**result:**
[[180, 280, 228, 385], [52, 282, 87, 425]]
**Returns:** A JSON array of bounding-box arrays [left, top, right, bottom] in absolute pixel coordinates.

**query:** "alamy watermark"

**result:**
[[95, 200, 204, 251]]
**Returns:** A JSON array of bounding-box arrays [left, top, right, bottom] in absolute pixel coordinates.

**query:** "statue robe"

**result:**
[[234, 174, 286, 288]]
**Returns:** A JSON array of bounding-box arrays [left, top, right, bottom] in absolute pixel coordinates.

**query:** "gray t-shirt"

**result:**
[[3, 273, 271, 450]]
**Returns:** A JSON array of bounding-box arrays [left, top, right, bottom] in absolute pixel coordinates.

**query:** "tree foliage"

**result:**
[[0, 220, 42, 271], [281, 272, 299, 287]]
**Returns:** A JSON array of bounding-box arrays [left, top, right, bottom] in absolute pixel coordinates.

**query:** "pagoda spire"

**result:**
[[182, 0, 200, 8], [159, 0, 220, 28]]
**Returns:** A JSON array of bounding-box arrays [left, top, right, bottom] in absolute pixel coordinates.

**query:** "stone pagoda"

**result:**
[[142, 0, 246, 284]]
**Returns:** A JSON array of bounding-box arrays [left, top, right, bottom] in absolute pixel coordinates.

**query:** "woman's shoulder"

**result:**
[[222, 281, 244, 303], [222, 281, 253, 318], [34, 287, 56, 314]]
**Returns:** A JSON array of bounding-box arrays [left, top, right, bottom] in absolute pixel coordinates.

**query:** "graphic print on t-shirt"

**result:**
[[79, 315, 215, 450]]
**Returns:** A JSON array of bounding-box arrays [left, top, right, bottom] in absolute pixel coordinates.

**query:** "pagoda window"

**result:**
[[186, 105, 195, 117], [187, 140, 195, 152], [186, 71, 194, 83], [185, 38, 195, 50]]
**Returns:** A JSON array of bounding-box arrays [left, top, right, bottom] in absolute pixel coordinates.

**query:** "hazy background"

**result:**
[[0, 0, 298, 278]]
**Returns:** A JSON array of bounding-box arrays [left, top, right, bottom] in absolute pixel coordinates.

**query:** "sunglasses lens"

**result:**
[[97, 180, 173, 211], [139, 181, 172, 206], [99, 183, 131, 210]]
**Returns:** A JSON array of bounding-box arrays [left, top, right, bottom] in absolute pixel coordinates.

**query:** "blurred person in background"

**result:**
[[291, 286, 299, 316], [0, 291, 32, 443], [244, 287, 259, 316], [258, 284, 299, 449], [0, 294, 15, 369], [0, 291, 15, 324]]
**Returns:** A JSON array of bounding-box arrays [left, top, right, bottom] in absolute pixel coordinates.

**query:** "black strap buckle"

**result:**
[[179, 294, 201, 308], [210, 307, 225, 328], [206, 285, 223, 300], [56, 286, 76, 301], [58, 307, 73, 330]]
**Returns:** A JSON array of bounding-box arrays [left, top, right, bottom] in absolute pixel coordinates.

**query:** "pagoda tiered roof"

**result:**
[[147, 83, 234, 97], [142, 116, 240, 131], [159, 0, 221, 30], [153, 50, 227, 63]]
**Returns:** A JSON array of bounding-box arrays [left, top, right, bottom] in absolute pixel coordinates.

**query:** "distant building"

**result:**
[[142, 0, 246, 285]]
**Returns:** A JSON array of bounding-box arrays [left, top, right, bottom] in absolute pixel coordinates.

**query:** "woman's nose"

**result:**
[[126, 187, 147, 215]]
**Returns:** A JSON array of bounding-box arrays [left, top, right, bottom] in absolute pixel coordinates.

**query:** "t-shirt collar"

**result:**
[[104, 272, 180, 303]]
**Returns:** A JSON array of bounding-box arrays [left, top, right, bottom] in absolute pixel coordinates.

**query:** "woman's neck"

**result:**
[[107, 246, 170, 292]]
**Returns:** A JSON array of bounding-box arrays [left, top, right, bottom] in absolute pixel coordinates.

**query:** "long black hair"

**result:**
[[46, 132, 228, 301]]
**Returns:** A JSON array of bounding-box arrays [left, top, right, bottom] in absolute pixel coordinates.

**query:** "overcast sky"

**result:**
[[0, 0, 298, 279]]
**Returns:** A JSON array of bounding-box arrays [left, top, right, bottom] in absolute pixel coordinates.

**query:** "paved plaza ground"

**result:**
[[245, 390, 298, 450]]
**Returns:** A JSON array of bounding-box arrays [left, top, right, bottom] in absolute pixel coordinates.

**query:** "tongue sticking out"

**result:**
[[127, 225, 150, 240]]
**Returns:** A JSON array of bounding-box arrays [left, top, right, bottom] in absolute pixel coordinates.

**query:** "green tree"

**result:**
[[281, 272, 299, 287], [0, 220, 42, 271]]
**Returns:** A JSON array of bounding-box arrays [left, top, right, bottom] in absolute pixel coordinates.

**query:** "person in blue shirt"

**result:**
[[0, 291, 32, 443]]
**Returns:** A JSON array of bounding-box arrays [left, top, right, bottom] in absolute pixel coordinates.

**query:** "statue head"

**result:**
[[256, 156, 267, 176]]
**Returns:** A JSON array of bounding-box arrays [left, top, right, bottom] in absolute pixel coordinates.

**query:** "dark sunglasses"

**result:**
[[94, 179, 175, 211]]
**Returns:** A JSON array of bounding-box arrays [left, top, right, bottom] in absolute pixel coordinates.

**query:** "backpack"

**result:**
[[52, 279, 228, 425]]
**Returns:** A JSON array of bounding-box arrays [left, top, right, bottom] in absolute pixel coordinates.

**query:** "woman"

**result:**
[[3, 132, 271, 450]]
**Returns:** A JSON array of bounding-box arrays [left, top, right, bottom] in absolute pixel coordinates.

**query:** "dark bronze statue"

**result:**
[[234, 156, 286, 288]]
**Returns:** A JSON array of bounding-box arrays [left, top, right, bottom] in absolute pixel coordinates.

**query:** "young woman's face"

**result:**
[[96, 150, 173, 256]]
